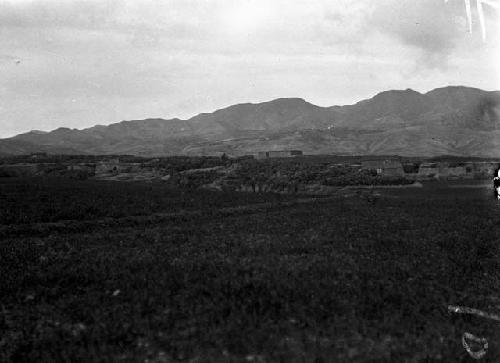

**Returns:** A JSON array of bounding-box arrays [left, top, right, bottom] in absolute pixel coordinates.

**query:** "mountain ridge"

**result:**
[[1, 86, 500, 157]]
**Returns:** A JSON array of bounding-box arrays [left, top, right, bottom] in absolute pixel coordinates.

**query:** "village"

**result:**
[[1, 151, 499, 193]]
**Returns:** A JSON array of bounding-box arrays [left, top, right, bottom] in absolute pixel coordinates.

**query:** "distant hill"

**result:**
[[1, 86, 499, 157]]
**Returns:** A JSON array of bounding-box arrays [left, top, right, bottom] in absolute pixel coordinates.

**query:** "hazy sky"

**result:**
[[0, 0, 499, 138]]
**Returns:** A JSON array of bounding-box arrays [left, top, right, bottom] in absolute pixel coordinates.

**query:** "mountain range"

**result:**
[[1, 86, 500, 157]]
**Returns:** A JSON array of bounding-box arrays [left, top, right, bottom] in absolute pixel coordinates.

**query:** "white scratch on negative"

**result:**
[[445, 0, 500, 41], [462, 332, 488, 360], [466, 0, 473, 33], [448, 306, 497, 360], [448, 305, 500, 322]]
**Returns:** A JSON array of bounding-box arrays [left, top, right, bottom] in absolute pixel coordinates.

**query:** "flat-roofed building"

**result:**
[[255, 150, 303, 159], [361, 159, 404, 177]]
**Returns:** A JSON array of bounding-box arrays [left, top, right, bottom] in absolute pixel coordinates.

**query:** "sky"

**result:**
[[0, 0, 499, 138]]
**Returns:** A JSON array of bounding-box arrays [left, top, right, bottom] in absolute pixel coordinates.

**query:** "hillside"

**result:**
[[1, 86, 499, 157]]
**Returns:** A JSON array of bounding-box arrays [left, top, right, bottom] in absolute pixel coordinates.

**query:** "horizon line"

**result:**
[[2, 84, 498, 139]]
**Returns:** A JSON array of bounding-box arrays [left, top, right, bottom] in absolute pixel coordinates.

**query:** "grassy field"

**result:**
[[1, 178, 500, 362], [0, 178, 295, 225]]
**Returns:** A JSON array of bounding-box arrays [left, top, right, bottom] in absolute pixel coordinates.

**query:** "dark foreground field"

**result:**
[[1, 178, 500, 362]]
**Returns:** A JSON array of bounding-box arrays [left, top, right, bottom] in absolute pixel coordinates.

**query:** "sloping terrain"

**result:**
[[1, 86, 499, 156]]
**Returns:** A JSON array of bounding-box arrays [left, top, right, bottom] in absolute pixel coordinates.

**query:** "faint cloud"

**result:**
[[0, 54, 20, 65], [368, 0, 465, 69], [316, 2, 373, 49], [0, 0, 124, 30]]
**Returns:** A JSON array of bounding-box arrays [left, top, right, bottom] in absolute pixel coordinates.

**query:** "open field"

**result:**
[[1, 178, 500, 362], [0, 178, 295, 225]]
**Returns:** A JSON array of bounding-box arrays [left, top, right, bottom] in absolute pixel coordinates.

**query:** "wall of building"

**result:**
[[256, 150, 303, 159], [438, 165, 466, 179], [417, 163, 439, 179], [383, 166, 404, 177], [95, 162, 142, 175], [361, 160, 404, 177], [67, 164, 95, 173], [473, 162, 499, 179], [416, 162, 495, 180], [95, 163, 120, 175]]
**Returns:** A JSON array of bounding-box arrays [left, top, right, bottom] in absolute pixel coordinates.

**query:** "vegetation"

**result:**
[[0, 178, 290, 225], [155, 156, 232, 173], [230, 159, 413, 190], [1, 178, 500, 362], [0, 154, 117, 165]]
